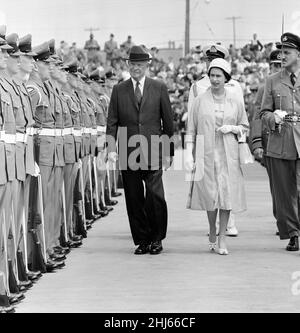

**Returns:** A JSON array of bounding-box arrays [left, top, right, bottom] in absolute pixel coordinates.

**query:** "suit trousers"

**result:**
[[267, 157, 300, 239], [264, 156, 277, 222], [64, 163, 77, 237], [121, 169, 168, 245]]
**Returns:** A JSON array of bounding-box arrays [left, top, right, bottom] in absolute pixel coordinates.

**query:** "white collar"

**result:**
[[131, 76, 146, 87]]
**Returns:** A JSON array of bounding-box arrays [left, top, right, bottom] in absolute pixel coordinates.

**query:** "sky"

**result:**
[[1, 0, 300, 50]]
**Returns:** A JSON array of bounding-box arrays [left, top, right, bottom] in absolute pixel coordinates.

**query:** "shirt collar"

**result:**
[[131, 76, 146, 87], [288, 68, 300, 78]]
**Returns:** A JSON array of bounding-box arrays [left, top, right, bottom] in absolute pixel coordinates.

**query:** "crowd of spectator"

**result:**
[[57, 32, 278, 137]]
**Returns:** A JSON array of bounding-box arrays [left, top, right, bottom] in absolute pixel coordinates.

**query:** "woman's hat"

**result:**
[[126, 45, 151, 62], [208, 58, 231, 77]]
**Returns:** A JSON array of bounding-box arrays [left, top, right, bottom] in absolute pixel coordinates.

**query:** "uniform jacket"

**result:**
[[106, 77, 174, 170], [260, 69, 300, 160], [186, 88, 248, 213]]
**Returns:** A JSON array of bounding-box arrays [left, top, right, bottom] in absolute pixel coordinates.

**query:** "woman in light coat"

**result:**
[[185, 58, 249, 255]]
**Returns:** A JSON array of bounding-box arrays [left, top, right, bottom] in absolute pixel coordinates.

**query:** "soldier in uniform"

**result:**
[[0, 35, 16, 313], [187, 43, 243, 237], [250, 50, 282, 235], [260, 32, 300, 251], [28, 41, 65, 270]]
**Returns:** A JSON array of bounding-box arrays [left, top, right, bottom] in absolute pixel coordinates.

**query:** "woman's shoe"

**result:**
[[208, 242, 217, 251], [218, 248, 229, 255]]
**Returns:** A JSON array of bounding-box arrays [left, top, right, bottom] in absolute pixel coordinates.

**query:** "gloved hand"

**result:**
[[32, 162, 40, 177], [184, 143, 195, 171], [108, 152, 118, 163], [253, 147, 264, 161], [274, 109, 287, 124], [217, 125, 241, 134]]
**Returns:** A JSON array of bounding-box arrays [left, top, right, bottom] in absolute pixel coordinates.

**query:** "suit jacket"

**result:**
[[106, 77, 174, 170], [260, 69, 300, 160]]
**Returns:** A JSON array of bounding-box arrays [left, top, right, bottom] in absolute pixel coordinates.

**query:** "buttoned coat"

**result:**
[[260, 69, 300, 160], [186, 88, 248, 213]]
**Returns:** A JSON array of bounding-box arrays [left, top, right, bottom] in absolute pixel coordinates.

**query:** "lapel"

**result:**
[[281, 69, 294, 89], [140, 77, 151, 112], [127, 78, 139, 111]]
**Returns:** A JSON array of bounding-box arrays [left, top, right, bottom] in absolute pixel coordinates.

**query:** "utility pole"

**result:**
[[185, 0, 190, 55], [84, 27, 100, 35], [225, 16, 241, 48]]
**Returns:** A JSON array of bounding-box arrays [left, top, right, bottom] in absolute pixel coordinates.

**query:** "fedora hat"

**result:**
[[126, 45, 151, 62]]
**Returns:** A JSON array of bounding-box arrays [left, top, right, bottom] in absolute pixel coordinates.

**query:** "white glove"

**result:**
[[274, 109, 287, 124], [108, 152, 118, 163], [217, 125, 240, 134], [33, 162, 40, 177]]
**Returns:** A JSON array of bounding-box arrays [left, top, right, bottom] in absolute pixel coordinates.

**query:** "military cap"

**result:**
[[89, 69, 105, 83], [6, 33, 24, 56], [276, 32, 300, 51], [0, 25, 13, 51], [0, 37, 13, 51], [48, 39, 55, 55], [62, 58, 78, 73], [19, 34, 37, 56], [32, 42, 53, 62], [269, 49, 282, 64], [202, 43, 229, 59]]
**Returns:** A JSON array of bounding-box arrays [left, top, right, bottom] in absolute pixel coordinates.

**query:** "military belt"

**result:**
[[97, 126, 106, 133], [73, 129, 82, 137], [16, 132, 28, 143], [63, 128, 73, 136], [284, 115, 300, 122], [91, 129, 98, 135], [0, 132, 16, 144]]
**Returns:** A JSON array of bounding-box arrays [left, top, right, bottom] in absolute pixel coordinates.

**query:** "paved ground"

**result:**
[[17, 149, 300, 313]]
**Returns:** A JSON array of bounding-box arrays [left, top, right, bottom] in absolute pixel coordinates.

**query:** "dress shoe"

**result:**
[[27, 270, 42, 281], [99, 209, 109, 217], [71, 235, 83, 242], [286, 236, 299, 251], [208, 242, 217, 251], [107, 199, 118, 206], [150, 241, 163, 255], [46, 259, 65, 272], [54, 246, 70, 255], [134, 243, 150, 255], [9, 292, 25, 304], [50, 253, 66, 261], [0, 305, 15, 313], [18, 280, 33, 289], [67, 240, 82, 248], [111, 191, 122, 197], [218, 248, 229, 255]]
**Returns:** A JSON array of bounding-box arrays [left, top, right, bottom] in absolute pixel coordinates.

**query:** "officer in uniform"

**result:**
[[0, 26, 27, 304], [49, 53, 83, 247], [0, 35, 16, 313], [187, 43, 243, 237], [28, 41, 65, 269], [260, 32, 300, 251], [250, 49, 282, 234]]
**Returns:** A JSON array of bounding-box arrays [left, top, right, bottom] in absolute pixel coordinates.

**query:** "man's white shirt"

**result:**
[[131, 76, 146, 95]]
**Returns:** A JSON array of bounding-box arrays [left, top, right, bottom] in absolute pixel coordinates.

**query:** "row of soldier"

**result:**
[[0, 26, 121, 313]]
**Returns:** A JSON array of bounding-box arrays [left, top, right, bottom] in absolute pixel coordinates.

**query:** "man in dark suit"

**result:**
[[260, 32, 300, 251], [106, 45, 174, 255]]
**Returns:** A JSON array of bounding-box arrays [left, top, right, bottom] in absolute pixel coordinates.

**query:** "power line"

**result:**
[[225, 16, 242, 48]]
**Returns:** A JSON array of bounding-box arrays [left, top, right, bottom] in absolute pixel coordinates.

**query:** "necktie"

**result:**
[[135, 81, 142, 106], [291, 73, 296, 86]]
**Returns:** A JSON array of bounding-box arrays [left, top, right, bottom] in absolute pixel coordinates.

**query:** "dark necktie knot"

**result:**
[[291, 73, 296, 86]]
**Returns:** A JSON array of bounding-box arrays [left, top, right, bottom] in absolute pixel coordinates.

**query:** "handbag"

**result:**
[[238, 132, 254, 165]]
